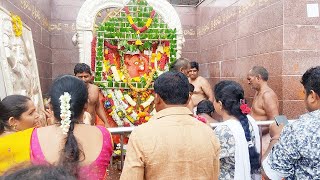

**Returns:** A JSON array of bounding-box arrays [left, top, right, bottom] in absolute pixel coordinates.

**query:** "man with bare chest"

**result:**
[[74, 63, 110, 127], [188, 62, 214, 107], [170, 58, 195, 110], [247, 66, 279, 154]]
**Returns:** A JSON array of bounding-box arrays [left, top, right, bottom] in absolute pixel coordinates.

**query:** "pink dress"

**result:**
[[30, 126, 113, 180]]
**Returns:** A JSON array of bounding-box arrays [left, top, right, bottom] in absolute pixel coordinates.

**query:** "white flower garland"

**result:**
[[111, 66, 120, 82], [114, 90, 129, 109], [111, 110, 124, 126], [141, 95, 154, 108], [107, 89, 135, 126], [105, 90, 154, 127], [59, 92, 72, 135], [124, 94, 137, 106], [107, 90, 124, 126]]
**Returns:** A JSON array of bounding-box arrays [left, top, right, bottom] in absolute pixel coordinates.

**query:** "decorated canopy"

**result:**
[[75, 0, 184, 127]]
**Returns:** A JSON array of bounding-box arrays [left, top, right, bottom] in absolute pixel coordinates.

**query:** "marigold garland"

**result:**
[[123, 66, 155, 92], [124, 6, 155, 34], [10, 13, 23, 37]]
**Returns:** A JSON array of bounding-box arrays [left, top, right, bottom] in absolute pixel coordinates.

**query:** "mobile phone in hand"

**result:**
[[274, 115, 289, 126]]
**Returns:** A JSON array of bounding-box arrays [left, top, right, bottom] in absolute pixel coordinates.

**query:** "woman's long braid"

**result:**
[[49, 76, 88, 177], [59, 101, 83, 177], [215, 81, 260, 173]]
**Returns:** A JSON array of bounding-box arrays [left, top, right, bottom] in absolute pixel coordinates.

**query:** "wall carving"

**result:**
[[183, 28, 196, 36], [0, 7, 43, 111], [197, 0, 273, 36], [18, 0, 50, 30], [50, 22, 76, 33]]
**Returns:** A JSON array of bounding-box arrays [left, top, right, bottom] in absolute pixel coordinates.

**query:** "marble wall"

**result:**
[[197, 0, 284, 116], [1, 0, 52, 94], [195, 0, 320, 119], [175, 6, 198, 61], [282, 0, 320, 118], [50, 0, 85, 79]]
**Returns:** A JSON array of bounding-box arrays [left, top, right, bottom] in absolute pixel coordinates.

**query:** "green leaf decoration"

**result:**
[[94, 0, 178, 92], [129, 44, 137, 52], [143, 41, 152, 49], [119, 40, 128, 47], [138, 45, 144, 52]]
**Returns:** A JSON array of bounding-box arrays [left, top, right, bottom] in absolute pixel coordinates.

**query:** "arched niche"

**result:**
[[74, 0, 185, 65]]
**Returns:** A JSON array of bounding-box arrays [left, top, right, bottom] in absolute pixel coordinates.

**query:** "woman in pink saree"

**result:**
[[30, 75, 113, 179]]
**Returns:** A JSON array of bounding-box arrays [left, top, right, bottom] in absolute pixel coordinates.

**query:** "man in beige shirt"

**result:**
[[120, 71, 220, 180]]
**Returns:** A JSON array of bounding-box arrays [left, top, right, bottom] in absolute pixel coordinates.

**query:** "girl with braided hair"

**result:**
[[213, 80, 261, 180]]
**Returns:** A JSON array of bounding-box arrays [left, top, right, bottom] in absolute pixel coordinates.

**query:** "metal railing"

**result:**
[[108, 119, 297, 170]]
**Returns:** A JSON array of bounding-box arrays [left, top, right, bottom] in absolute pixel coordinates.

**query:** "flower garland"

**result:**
[[59, 92, 72, 135], [105, 40, 119, 50], [10, 13, 23, 37], [124, 6, 156, 34], [124, 94, 136, 106], [91, 37, 97, 71], [107, 90, 124, 126], [104, 88, 154, 127], [107, 89, 136, 127], [141, 95, 154, 108], [111, 66, 121, 82], [123, 66, 155, 92]]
